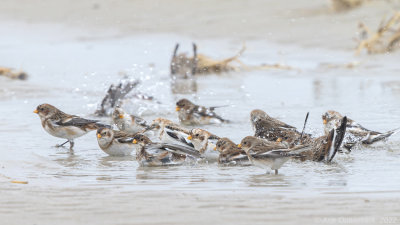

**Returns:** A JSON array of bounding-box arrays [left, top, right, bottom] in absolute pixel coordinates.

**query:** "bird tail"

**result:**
[[362, 127, 399, 145], [220, 117, 230, 123], [209, 105, 230, 111]]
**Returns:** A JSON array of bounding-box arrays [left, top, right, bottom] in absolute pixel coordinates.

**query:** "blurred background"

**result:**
[[1, 1, 400, 225]]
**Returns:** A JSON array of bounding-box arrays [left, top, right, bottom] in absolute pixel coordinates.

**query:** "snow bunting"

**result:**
[[187, 128, 220, 154], [34, 103, 110, 149], [187, 128, 220, 161], [96, 128, 136, 156], [112, 106, 149, 134], [251, 109, 312, 146], [215, 137, 249, 165], [132, 134, 201, 166], [175, 98, 228, 125], [145, 117, 193, 147], [322, 110, 396, 151], [238, 136, 305, 174]]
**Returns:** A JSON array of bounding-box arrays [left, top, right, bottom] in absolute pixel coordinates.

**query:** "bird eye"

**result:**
[[244, 142, 247, 145], [140, 138, 143, 141], [195, 134, 199, 137]]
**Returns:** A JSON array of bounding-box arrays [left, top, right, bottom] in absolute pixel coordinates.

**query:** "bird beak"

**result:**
[[132, 139, 137, 144], [237, 144, 242, 148], [97, 134, 102, 138], [276, 138, 282, 143], [213, 146, 217, 151], [33, 109, 38, 114], [119, 115, 124, 119], [175, 107, 181, 111], [323, 119, 327, 124], [187, 135, 192, 140]]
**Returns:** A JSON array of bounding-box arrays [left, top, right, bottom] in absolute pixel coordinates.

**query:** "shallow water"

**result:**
[[1, 22, 400, 204]]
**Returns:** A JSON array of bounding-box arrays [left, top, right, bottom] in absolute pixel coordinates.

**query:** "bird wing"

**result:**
[[116, 137, 135, 144], [165, 124, 190, 134], [57, 116, 98, 126], [346, 120, 380, 136], [133, 116, 149, 128], [193, 106, 226, 122], [208, 135, 220, 145], [250, 141, 287, 154], [157, 143, 201, 158], [165, 127, 194, 148], [209, 105, 230, 111], [114, 130, 136, 143], [265, 116, 297, 130], [219, 151, 248, 163], [252, 149, 299, 159], [251, 150, 288, 159]]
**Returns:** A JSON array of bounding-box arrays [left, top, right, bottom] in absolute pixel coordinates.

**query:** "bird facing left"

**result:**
[[34, 103, 110, 149]]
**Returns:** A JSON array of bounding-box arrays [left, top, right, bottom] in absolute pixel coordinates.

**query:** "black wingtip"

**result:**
[[96, 122, 112, 129], [166, 131, 179, 140], [173, 43, 179, 57], [222, 118, 230, 124], [166, 130, 194, 148], [328, 116, 347, 162], [299, 112, 310, 141]]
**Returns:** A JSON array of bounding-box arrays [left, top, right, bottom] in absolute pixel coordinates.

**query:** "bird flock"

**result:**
[[34, 99, 397, 174]]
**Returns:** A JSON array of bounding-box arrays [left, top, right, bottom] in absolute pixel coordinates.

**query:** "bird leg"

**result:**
[[275, 169, 278, 175], [69, 140, 75, 149], [55, 140, 69, 148]]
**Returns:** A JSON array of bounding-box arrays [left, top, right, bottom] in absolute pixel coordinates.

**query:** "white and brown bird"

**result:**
[[238, 136, 306, 175], [132, 134, 201, 166], [299, 115, 347, 162], [251, 109, 297, 131], [112, 106, 150, 134], [96, 128, 136, 156], [251, 109, 347, 161], [144, 117, 193, 148], [34, 103, 110, 149], [322, 110, 396, 151], [175, 98, 228, 125], [215, 137, 249, 165], [250, 109, 312, 146], [239, 116, 347, 174], [187, 128, 220, 160]]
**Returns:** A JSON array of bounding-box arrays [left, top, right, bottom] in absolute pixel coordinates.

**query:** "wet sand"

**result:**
[[1, 1, 400, 225], [1, 0, 399, 50], [1, 186, 399, 225]]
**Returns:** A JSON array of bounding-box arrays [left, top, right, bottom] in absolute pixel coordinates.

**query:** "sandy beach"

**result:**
[[1, 1, 400, 224]]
